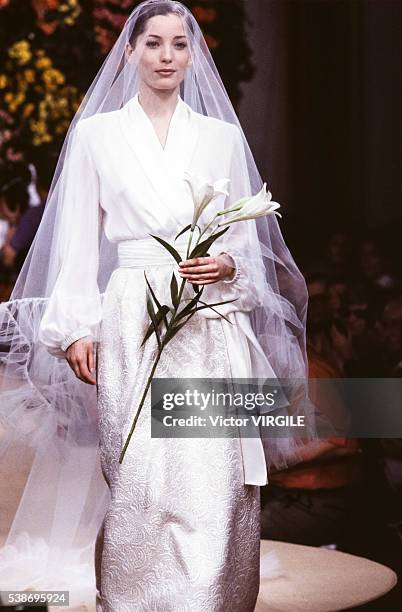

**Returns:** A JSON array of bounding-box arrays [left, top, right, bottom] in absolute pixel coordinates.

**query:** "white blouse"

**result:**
[[38, 94, 263, 357]]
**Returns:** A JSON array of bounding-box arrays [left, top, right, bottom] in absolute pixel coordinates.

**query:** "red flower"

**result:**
[[192, 6, 217, 24]]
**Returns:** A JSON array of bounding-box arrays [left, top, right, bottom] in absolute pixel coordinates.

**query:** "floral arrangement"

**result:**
[[1, 42, 81, 147]]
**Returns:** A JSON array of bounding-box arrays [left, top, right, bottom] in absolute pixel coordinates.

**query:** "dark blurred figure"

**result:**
[[0, 159, 50, 296], [304, 273, 351, 374], [325, 230, 353, 280], [300, 230, 354, 284], [326, 277, 348, 319], [0, 174, 30, 294], [376, 297, 402, 377], [343, 286, 388, 377], [261, 276, 364, 547], [358, 235, 398, 296]]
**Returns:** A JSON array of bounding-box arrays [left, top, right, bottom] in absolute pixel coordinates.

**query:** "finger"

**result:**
[[190, 279, 218, 285], [180, 267, 219, 276], [73, 363, 82, 380], [68, 359, 79, 378], [88, 346, 94, 375], [183, 272, 219, 281], [77, 358, 97, 385], [179, 257, 213, 268], [179, 261, 218, 273]]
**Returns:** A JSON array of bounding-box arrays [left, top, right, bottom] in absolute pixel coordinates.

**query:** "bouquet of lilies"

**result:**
[[119, 174, 281, 463]]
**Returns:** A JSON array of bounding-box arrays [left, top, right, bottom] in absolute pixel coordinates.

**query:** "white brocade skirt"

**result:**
[[95, 264, 261, 612]]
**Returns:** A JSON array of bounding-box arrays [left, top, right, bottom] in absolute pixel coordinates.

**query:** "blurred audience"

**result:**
[[261, 231, 401, 601]]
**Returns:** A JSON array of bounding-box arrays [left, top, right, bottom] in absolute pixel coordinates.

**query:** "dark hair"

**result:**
[[128, 2, 192, 48], [34, 157, 57, 193], [1, 177, 29, 213]]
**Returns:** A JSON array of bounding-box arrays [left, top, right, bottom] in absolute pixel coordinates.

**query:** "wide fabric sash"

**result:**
[[117, 237, 188, 268]]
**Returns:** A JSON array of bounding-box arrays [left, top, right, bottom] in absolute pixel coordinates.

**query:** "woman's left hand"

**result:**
[[179, 253, 235, 285]]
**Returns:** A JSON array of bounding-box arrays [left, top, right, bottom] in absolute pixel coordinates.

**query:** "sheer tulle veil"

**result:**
[[0, 0, 315, 596]]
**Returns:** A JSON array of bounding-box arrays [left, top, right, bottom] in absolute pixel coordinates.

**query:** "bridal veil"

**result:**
[[0, 0, 320, 595]]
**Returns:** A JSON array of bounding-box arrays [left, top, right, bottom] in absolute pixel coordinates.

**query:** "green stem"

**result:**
[[120, 227, 206, 463], [197, 213, 219, 243], [119, 341, 164, 463]]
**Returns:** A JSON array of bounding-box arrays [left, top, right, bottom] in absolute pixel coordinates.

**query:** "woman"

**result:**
[[0, 2, 312, 610]]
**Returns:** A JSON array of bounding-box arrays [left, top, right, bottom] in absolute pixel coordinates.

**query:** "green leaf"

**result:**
[[174, 224, 191, 241], [189, 226, 229, 260], [195, 298, 239, 324], [175, 288, 205, 321], [170, 272, 179, 308], [164, 312, 196, 346], [141, 305, 170, 347], [146, 291, 161, 349], [190, 282, 204, 294], [144, 271, 162, 311], [149, 234, 182, 265]]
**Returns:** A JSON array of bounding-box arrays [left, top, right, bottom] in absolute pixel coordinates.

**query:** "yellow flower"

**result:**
[[9, 40, 30, 54], [9, 40, 32, 65], [30, 119, 47, 135], [17, 76, 28, 93], [24, 69, 35, 83], [0, 74, 7, 89], [36, 57, 52, 70], [38, 100, 49, 119], [4, 92, 13, 103], [23, 103, 35, 118], [14, 92, 25, 106], [42, 68, 65, 90]]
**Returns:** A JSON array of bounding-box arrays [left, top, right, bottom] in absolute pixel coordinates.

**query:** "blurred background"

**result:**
[[0, 0, 401, 609]]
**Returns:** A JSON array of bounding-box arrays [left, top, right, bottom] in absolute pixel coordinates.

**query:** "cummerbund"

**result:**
[[117, 237, 189, 268]]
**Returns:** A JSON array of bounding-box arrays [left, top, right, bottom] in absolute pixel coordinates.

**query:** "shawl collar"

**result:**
[[118, 93, 199, 227]]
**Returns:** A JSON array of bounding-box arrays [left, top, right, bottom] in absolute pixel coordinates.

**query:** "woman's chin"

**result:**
[[151, 77, 182, 91]]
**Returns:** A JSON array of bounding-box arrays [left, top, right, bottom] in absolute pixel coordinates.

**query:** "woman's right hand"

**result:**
[[65, 337, 97, 385]]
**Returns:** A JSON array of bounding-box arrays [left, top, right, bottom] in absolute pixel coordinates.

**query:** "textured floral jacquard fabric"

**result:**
[[96, 265, 261, 612]]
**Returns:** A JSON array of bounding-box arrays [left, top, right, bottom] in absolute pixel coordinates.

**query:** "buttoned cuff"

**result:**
[[61, 328, 93, 352]]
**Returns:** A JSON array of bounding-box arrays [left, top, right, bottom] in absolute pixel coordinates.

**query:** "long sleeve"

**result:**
[[38, 122, 102, 358]]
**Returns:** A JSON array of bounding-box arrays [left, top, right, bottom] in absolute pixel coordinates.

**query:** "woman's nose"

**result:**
[[161, 45, 173, 63]]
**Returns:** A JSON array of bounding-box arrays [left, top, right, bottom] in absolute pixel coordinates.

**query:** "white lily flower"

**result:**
[[184, 173, 230, 229], [218, 183, 281, 226]]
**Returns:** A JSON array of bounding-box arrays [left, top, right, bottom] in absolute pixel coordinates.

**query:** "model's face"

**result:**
[[129, 14, 191, 91]]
